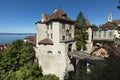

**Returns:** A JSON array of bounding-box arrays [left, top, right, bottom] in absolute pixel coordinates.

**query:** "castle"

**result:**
[[35, 9, 120, 80], [35, 9, 76, 80]]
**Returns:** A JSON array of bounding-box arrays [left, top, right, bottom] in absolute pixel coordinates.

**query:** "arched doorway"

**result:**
[[68, 44, 72, 52]]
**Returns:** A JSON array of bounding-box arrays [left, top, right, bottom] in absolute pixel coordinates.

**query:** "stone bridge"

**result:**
[[68, 50, 104, 64], [66, 50, 104, 80]]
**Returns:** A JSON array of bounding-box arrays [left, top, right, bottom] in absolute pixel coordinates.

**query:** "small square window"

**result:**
[[51, 24, 52, 29], [62, 36, 65, 40]]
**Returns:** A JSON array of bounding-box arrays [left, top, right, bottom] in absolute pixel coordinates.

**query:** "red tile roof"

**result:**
[[24, 36, 36, 46], [112, 20, 120, 24], [42, 9, 74, 23], [103, 44, 120, 57], [38, 38, 53, 45], [101, 20, 120, 29], [0, 44, 9, 50], [85, 19, 91, 26], [24, 36, 36, 41]]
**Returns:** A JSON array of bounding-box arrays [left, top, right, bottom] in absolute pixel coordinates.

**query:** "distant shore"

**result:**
[[0, 33, 35, 35]]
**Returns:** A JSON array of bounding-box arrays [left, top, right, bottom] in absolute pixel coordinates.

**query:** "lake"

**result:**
[[0, 34, 35, 44]]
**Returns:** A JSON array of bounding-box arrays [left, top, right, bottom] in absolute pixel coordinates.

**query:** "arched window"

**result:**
[[47, 51, 52, 54]]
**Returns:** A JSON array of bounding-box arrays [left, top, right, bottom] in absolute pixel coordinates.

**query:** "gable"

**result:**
[[92, 48, 109, 58]]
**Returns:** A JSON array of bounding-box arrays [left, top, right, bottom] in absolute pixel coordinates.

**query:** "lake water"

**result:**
[[0, 34, 35, 44]]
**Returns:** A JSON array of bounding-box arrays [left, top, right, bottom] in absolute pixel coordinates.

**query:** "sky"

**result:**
[[0, 0, 120, 33]]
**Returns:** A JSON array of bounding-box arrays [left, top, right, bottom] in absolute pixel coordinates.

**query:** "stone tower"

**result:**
[[108, 12, 112, 22], [35, 9, 76, 80]]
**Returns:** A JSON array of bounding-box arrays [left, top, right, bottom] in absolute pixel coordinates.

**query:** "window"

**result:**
[[47, 34, 49, 38], [51, 33, 53, 39], [66, 29, 69, 34], [51, 23, 52, 29], [58, 51, 61, 54], [62, 36, 65, 40], [98, 30, 101, 37], [69, 34, 71, 39], [62, 23, 65, 29], [94, 31, 96, 36], [69, 25, 72, 29], [109, 31, 112, 38], [48, 51, 52, 54], [104, 31, 106, 37]]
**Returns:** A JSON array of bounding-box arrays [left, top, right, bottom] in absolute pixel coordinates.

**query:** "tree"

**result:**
[[40, 74, 59, 80], [0, 40, 59, 80], [75, 11, 88, 50], [89, 53, 120, 80]]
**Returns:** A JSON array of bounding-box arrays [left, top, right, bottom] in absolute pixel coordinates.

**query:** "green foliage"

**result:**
[[0, 40, 59, 80], [75, 11, 88, 50], [93, 40, 114, 45], [100, 54, 120, 80], [40, 74, 59, 80], [89, 53, 120, 80], [75, 52, 120, 80]]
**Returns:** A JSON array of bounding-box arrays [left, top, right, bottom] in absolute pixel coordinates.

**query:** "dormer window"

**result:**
[[62, 14, 67, 18]]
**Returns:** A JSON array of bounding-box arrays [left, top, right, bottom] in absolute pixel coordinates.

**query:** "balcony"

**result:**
[[60, 38, 75, 43]]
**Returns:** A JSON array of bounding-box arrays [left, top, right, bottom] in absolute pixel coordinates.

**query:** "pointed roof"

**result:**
[[92, 44, 120, 57], [85, 19, 91, 26], [40, 9, 74, 23]]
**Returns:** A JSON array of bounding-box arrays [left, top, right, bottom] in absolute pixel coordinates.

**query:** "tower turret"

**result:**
[[108, 12, 112, 22]]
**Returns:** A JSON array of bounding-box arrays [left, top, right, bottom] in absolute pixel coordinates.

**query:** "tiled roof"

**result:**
[[42, 9, 74, 23], [112, 20, 120, 24], [44, 14, 51, 21], [91, 44, 120, 57], [24, 36, 35, 41], [85, 19, 91, 26], [24, 36, 36, 46], [92, 44, 120, 57], [38, 38, 53, 45], [101, 20, 120, 29], [0, 44, 9, 50], [103, 44, 120, 57]]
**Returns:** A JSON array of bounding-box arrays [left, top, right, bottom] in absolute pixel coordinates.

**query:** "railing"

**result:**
[[68, 50, 104, 61], [60, 38, 75, 43]]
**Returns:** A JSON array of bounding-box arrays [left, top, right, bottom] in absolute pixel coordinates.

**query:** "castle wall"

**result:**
[[36, 23, 47, 47]]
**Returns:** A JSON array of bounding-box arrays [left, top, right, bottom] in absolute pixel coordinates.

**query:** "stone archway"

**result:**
[[68, 44, 72, 52]]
